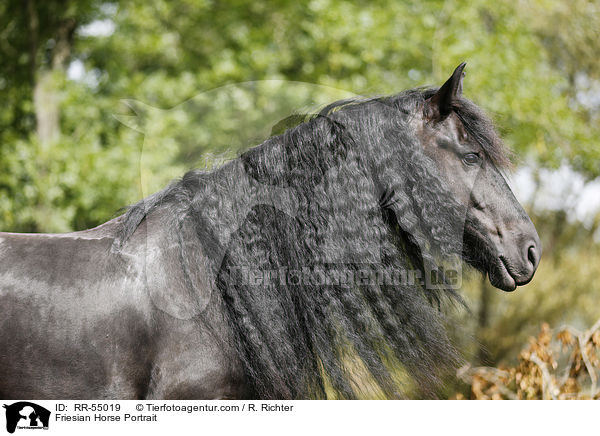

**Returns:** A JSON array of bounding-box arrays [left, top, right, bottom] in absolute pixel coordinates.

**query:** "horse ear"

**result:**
[[425, 62, 466, 121]]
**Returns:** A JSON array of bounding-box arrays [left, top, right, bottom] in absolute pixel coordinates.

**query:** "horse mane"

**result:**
[[116, 88, 510, 398]]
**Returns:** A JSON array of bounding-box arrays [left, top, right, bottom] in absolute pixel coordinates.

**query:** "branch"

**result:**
[[528, 352, 557, 400], [457, 364, 518, 400]]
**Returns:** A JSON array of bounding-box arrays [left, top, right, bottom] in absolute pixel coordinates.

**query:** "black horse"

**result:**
[[0, 64, 540, 399]]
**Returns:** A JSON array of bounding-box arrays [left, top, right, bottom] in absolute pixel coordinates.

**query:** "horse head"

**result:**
[[418, 63, 541, 291]]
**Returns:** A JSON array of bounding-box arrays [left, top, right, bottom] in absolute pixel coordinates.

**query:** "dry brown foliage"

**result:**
[[455, 319, 600, 400]]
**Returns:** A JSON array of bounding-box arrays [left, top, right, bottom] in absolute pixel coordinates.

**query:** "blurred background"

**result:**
[[1, 0, 599, 398]]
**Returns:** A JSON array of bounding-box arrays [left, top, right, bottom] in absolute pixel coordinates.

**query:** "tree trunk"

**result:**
[[25, 0, 77, 231], [33, 71, 61, 148], [27, 0, 76, 149]]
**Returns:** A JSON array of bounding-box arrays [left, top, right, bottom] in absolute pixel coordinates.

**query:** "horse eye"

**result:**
[[462, 153, 481, 166]]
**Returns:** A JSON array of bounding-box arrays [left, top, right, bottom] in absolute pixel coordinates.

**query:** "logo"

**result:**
[[2, 402, 50, 434]]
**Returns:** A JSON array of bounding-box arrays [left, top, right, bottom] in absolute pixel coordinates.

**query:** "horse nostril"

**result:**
[[528, 245, 539, 269]]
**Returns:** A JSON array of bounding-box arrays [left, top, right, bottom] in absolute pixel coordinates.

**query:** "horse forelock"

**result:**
[[414, 88, 512, 170]]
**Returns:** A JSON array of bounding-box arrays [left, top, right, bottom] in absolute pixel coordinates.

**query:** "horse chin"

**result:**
[[462, 237, 518, 292], [487, 256, 517, 292]]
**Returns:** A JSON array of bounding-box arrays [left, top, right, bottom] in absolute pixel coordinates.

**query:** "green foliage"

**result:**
[[2, 0, 599, 233]]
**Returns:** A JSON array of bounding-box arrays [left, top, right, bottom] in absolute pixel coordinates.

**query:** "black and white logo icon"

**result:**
[[3, 402, 50, 434]]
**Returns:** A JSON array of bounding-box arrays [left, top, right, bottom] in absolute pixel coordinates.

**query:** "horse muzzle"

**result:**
[[489, 227, 542, 292]]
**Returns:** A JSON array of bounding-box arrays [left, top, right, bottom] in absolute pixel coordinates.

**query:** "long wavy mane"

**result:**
[[116, 88, 509, 399]]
